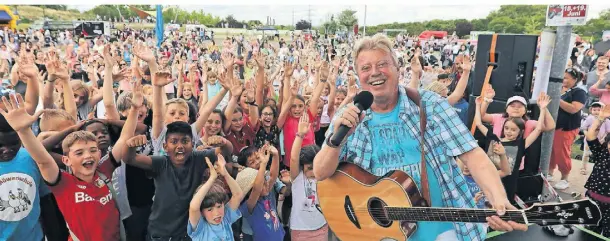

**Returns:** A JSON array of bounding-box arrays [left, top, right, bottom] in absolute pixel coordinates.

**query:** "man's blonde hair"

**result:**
[[40, 109, 77, 132], [62, 131, 97, 155], [353, 33, 399, 70]]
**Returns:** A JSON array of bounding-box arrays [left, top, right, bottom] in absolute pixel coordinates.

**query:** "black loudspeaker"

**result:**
[[473, 34, 538, 101], [516, 174, 544, 206]]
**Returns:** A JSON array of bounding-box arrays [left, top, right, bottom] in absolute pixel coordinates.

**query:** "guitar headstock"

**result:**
[[525, 199, 602, 226]]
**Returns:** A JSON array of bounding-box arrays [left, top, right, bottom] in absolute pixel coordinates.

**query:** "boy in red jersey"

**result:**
[[0, 93, 127, 241]]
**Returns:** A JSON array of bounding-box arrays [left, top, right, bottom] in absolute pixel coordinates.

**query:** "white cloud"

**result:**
[[70, 5, 609, 26]]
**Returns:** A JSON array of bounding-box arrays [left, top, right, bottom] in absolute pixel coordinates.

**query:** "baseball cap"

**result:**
[[590, 102, 605, 108], [506, 96, 527, 107]]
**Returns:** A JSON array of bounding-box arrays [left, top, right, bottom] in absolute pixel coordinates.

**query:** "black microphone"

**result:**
[[329, 91, 374, 146]]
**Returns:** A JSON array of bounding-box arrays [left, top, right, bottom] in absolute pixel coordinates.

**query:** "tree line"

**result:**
[[17, 5, 610, 42]]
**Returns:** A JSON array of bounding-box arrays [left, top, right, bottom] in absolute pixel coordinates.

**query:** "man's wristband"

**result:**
[[296, 133, 305, 139], [325, 133, 346, 148]]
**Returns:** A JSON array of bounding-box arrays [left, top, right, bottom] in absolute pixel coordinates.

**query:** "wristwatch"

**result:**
[[325, 132, 346, 148]]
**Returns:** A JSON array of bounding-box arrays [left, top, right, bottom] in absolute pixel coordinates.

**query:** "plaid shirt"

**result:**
[[326, 87, 486, 241]]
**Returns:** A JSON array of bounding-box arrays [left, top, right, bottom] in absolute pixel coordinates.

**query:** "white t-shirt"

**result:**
[[290, 171, 327, 230]]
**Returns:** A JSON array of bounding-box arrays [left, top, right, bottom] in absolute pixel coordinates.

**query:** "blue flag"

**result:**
[[155, 5, 163, 48]]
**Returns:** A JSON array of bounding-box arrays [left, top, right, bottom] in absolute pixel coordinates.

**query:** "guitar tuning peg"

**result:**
[[554, 206, 561, 211], [573, 203, 579, 209], [578, 218, 584, 224]]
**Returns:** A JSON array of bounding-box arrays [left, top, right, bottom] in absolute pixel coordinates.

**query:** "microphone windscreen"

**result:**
[[353, 91, 374, 110]]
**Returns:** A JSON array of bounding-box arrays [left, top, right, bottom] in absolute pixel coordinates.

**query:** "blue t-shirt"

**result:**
[[452, 98, 469, 125], [187, 205, 241, 241], [207, 82, 223, 101], [239, 190, 285, 241], [463, 175, 486, 208], [0, 148, 50, 241], [368, 95, 453, 241], [241, 178, 285, 235]]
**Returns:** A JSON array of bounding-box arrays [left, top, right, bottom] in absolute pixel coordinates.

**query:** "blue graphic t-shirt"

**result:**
[[187, 205, 241, 241], [0, 148, 50, 241], [239, 193, 285, 241], [453, 98, 469, 125], [368, 95, 453, 241]]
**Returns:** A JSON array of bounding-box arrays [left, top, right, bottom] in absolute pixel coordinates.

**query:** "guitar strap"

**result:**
[[404, 87, 431, 206]]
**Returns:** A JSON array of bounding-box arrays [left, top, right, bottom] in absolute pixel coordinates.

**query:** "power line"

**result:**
[[308, 5, 312, 29]]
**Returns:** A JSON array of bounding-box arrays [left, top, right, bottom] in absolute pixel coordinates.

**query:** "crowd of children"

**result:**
[[0, 27, 608, 241]]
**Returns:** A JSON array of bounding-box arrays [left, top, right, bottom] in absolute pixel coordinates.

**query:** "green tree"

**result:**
[[337, 9, 358, 28], [574, 9, 610, 43], [322, 14, 340, 34], [295, 20, 311, 30], [455, 20, 473, 38]]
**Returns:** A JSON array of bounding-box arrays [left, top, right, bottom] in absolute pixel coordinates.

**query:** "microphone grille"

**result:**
[[353, 91, 374, 110]]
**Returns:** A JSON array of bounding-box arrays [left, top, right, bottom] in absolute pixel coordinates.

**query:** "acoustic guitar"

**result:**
[[317, 162, 602, 241]]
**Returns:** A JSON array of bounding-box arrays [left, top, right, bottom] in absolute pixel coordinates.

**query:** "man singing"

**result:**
[[313, 34, 527, 241]]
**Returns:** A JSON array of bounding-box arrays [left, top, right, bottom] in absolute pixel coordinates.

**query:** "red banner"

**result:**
[[562, 5, 587, 18]]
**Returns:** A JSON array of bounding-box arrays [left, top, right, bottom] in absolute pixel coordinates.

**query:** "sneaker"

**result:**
[[554, 180, 570, 190]]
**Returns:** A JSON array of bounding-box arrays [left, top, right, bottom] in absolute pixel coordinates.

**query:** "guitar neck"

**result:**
[[385, 207, 526, 223]]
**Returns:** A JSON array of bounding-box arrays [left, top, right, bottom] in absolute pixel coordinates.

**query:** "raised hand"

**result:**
[[113, 68, 131, 82], [131, 81, 144, 108], [217, 71, 232, 90], [245, 78, 255, 102], [537, 92, 551, 109], [297, 113, 311, 135], [254, 53, 265, 68], [258, 144, 272, 167], [458, 54, 470, 71], [153, 70, 172, 87], [290, 80, 299, 97], [230, 82, 244, 98], [483, 84, 495, 99], [0, 94, 43, 131], [133, 42, 155, 63], [284, 61, 295, 78], [347, 84, 359, 99], [221, 52, 235, 70], [206, 157, 218, 180], [214, 154, 228, 177], [103, 44, 116, 68]]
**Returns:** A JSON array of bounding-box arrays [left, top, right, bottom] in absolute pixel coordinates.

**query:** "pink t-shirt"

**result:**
[[490, 114, 538, 138], [282, 109, 316, 167], [490, 114, 539, 170]]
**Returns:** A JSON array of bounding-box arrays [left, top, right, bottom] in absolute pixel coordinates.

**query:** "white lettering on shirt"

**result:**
[[74, 191, 112, 205]]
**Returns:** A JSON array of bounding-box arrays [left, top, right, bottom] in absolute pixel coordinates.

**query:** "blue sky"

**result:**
[[71, 5, 610, 26]]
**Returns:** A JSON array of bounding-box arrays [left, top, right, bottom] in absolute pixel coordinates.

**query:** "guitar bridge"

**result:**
[[344, 195, 361, 229]]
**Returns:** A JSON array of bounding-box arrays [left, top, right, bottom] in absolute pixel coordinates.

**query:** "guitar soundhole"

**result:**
[[368, 197, 392, 228]]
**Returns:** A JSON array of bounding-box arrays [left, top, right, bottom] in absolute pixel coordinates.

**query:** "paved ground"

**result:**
[[548, 158, 591, 200]]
